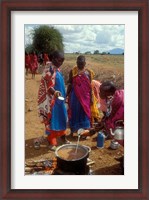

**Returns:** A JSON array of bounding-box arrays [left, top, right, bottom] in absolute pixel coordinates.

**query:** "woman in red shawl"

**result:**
[[37, 50, 69, 151], [43, 53, 50, 65], [30, 51, 38, 79], [25, 51, 31, 76]]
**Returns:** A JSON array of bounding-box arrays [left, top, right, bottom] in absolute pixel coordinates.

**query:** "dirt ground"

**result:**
[[25, 73, 124, 175]]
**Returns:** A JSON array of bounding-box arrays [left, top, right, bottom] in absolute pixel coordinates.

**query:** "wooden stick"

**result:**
[[87, 161, 95, 166], [25, 166, 45, 172]]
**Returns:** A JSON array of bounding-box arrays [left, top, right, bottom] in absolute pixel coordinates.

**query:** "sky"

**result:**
[[25, 24, 124, 54]]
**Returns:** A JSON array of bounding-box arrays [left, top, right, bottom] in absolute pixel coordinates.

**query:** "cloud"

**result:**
[[25, 24, 124, 53], [96, 31, 111, 44]]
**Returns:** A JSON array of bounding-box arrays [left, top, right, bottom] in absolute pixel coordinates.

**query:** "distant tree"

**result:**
[[85, 51, 91, 54], [25, 44, 34, 53], [101, 52, 107, 55], [93, 50, 100, 54], [32, 25, 64, 54]]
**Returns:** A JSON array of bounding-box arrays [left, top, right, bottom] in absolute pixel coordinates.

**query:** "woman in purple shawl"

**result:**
[[66, 55, 94, 136]]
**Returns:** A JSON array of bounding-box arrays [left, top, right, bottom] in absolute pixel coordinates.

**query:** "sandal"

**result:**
[[48, 145, 57, 151], [38, 136, 46, 143], [34, 139, 40, 150], [64, 139, 71, 144], [60, 135, 71, 144]]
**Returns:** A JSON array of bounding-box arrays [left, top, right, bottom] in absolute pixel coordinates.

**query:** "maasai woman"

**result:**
[[25, 51, 31, 76], [80, 81, 124, 139], [66, 55, 99, 136], [43, 53, 50, 65], [91, 79, 107, 115], [30, 51, 38, 79], [99, 81, 124, 137], [38, 50, 69, 151]]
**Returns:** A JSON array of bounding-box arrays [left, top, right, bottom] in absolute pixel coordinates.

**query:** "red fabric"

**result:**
[[37, 70, 56, 125], [30, 54, 38, 73], [47, 130, 66, 145], [73, 73, 91, 118], [106, 90, 124, 130], [25, 54, 31, 69], [43, 53, 49, 65]]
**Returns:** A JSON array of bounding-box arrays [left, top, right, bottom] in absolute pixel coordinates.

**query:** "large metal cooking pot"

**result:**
[[55, 144, 91, 174]]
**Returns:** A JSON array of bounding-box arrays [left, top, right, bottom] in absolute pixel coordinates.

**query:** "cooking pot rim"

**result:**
[[55, 144, 90, 161]]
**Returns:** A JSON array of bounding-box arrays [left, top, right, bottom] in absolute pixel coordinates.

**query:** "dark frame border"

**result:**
[[0, 0, 148, 199]]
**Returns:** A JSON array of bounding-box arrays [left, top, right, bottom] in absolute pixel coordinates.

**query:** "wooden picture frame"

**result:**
[[0, 0, 148, 199]]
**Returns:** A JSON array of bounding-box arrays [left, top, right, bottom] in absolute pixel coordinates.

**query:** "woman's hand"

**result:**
[[54, 90, 61, 98], [93, 121, 105, 132]]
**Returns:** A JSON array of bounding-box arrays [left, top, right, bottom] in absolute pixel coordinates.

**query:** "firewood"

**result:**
[[25, 163, 36, 167], [25, 166, 45, 172], [25, 167, 33, 172], [36, 162, 44, 167], [33, 159, 52, 163], [87, 161, 95, 166], [33, 166, 44, 171]]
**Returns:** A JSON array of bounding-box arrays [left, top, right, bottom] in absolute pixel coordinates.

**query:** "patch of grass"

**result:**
[[61, 53, 124, 89]]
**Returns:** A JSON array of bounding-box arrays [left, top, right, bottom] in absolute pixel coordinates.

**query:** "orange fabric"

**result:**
[[47, 130, 66, 145], [92, 80, 107, 112]]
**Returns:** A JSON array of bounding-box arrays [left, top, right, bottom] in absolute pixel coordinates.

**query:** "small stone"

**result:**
[[28, 107, 33, 112]]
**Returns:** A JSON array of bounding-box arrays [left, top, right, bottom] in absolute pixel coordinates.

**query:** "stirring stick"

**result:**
[[74, 134, 81, 154]]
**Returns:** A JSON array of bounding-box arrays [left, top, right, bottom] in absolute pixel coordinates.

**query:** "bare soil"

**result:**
[[25, 73, 124, 175]]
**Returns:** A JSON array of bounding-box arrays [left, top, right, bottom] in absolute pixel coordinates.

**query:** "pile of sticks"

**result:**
[[25, 158, 57, 175], [25, 158, 95, 175]]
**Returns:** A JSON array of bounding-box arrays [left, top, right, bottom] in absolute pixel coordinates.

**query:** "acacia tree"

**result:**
[[32, 25, 64, 54], [94, 50, 100, 54], [25, 44, 34, 53]]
